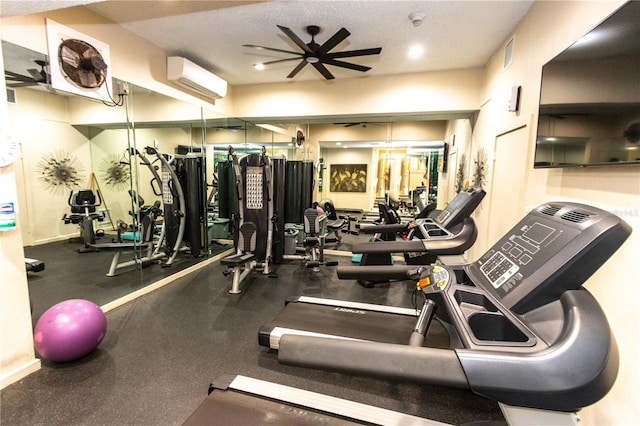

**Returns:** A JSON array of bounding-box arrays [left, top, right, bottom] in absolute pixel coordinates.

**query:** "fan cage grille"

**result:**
[[58, 38, 107, 89]]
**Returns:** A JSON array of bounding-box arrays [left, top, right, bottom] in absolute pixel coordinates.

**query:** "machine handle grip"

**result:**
[[360, 223, 407, 234], [409, 299, 437, 347]]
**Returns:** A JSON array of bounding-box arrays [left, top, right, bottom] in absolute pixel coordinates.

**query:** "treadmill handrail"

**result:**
[[277, 334, 470, 389], [351, 217, 477, 255], [360, 222, 408, 234], [456, 289, 618, 412], [337, 264, 420, 281], [277, 289, 618, 412]]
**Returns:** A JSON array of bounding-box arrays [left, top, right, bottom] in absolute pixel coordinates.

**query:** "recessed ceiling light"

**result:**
[[408, 45, 424, 59], [254, 63, 265, 70]]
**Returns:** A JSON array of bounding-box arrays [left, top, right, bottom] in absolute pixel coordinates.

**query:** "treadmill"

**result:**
[[184, 374, 445, 425], [260, 202, 631, 420], [345, 187, 485, 285]]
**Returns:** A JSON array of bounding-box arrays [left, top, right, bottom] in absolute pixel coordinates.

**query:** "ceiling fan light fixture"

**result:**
[[305, 56, 320, 64], [254, 63, 265, 70]]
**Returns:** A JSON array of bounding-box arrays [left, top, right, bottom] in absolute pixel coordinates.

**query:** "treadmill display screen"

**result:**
[[471, 217, 579, 300], [436, 194, 466, 223]]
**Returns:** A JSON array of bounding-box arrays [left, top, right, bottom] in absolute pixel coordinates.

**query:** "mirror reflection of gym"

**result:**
[[2, 41, 223, 318]]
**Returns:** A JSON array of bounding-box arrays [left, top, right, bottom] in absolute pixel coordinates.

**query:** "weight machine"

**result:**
[[220, 147, 276, 293]]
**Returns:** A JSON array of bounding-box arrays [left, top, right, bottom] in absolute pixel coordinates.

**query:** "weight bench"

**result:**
[[221, 222, 257, 294]]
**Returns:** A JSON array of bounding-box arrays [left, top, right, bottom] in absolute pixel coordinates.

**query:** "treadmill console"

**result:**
[[418, 201, 631, 351], [409, 186, 485, 240], [465, 202, 631, 313], [433, 186, 485, 228], [415, 265, 451, 292]]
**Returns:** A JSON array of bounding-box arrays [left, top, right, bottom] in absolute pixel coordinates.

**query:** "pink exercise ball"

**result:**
[[34, 299, 107, 363]]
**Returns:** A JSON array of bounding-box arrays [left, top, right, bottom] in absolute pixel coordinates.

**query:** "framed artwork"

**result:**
[[330, 164, 367, 192]]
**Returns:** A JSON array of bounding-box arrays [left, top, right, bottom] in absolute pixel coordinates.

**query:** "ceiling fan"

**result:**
[[334, 122, 384, 128], [4, 60, 49, 88], [244, 25, 382, 80]]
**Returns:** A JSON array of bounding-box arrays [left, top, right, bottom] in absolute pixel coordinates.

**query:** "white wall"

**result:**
[[440, 119, 474, 206], [0, 7, 233, 117], [469, 1, 639, 424], [9, 88, 95, 245], [233, 68, 483, 119], [0, 43, 40, 389], [322, 148, 374, 211]]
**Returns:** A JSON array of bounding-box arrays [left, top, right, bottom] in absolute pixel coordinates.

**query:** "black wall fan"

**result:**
[[58, 38, 108, 89], [244, 25, 382, 80]]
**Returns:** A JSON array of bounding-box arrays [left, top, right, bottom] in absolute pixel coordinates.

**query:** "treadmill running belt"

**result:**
[[260, 301, 450, 348], [184, 389, 356, 425]]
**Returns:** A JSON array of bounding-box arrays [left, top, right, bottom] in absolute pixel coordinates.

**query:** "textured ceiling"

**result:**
[[75, 0, 534, 85], [0, 0, 103, 17]]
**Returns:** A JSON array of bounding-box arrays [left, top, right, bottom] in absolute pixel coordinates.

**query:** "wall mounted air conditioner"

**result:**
[[167, 56, 227, 100]]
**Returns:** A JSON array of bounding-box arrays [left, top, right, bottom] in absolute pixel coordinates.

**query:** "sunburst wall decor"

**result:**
[[36, 150, 84, 195], [455, 153, 467, 193], [472, 147, 490, 189], [100, 153, 130, 190]]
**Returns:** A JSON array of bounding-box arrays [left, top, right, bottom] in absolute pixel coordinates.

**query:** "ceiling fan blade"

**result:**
[[277, 25, 314, 54], [243, 44, 303, 56], [322, 58, 371, 72], [287, 60, 308, 78], [261, 57, 306, 66], [326, 47, 382, 59], [4, 71, 33, 82], [316, 27, 350, 56], [27, 68, 47, 83], [7, 81, 38, 88], [312, 62, 335, 80]]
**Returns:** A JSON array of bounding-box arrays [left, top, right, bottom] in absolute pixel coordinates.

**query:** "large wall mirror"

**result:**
[[3, 40, 235, 320], [203, 116, 474, 231], [4, 39, 476, 321]]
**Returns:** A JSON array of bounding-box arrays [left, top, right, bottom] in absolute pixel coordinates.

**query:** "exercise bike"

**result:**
[[62, 189, 105, 253]]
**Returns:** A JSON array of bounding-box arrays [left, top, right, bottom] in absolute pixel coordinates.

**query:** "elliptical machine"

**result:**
[[88, 147, 188, 276]]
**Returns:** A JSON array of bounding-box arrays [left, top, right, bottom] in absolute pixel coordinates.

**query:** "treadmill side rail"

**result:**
[[457, 289, 618, 412], [350, 218, 477, 255], [277, 334, 469, 389]]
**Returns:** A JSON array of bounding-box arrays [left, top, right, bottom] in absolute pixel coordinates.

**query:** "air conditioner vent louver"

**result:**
[[539, 205, 560, 216], [561, 210, 591, 223]]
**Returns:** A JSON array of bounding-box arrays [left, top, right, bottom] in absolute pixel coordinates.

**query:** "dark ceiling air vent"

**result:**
[[539, 205, 560, 217], [561, 210, 591, 223], [6, 88, 16, 104]]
